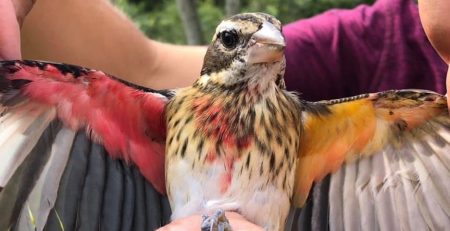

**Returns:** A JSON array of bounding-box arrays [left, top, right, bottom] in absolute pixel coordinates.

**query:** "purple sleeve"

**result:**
[[282, 0, 447, 101]]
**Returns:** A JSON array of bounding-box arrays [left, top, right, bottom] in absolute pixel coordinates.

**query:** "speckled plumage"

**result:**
[[166, 73, 301, 229], [165, 13, 302, 230]]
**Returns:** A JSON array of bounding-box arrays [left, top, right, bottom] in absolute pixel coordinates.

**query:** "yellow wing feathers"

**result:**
[[293, 90, 449, 207]]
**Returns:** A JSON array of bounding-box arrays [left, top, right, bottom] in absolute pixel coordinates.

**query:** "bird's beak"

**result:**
[[248, 21, 286, 64]]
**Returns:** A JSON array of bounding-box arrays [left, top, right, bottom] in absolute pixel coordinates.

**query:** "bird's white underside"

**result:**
[[168, 155, 292, 230]]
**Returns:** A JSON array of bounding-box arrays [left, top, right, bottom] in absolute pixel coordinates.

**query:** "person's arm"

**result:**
[[21, 0, 205, 89], [419, 0, 450, 109]]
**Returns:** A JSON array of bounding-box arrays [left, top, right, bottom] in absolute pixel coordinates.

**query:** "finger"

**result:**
[[226, 212, 264, 230], [156, 212, 263, 231], [156, 215, 200, 230], [0, 0, 21, 60]]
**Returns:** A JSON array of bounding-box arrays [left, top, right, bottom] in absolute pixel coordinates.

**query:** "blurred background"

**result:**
[[113, 0, 374, 45]]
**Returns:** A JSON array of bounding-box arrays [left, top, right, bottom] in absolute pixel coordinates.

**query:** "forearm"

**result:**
[[149, 42, 207, 89], [418, 0, 450, 63], [21, 0, 205, 89]]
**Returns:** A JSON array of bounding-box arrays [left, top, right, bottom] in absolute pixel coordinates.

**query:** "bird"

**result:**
[[0, 12, 449, 231]]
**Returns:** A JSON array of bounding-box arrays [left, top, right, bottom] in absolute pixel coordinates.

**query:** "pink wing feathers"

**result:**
[[0, 60, 171, 194]]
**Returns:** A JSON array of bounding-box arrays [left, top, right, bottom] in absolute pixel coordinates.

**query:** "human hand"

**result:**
[[157, 212, 264, 231], [0, 0, 35, 60], [418, 0, 450, 111]]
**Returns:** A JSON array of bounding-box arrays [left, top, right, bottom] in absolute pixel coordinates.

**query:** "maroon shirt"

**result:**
[[283, 0, 447, 101]]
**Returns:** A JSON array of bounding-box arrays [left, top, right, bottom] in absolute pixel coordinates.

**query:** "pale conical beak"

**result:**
[[248, 21, 286, 64]]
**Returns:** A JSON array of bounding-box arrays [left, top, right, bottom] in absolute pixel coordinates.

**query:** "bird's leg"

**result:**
[[201, 209, 233, 231]]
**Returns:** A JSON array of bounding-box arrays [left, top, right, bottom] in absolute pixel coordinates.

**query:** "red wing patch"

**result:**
[[1, 60, 170, 193]]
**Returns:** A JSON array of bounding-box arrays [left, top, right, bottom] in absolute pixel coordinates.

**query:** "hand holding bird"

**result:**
[[0, 11, 450, 231]]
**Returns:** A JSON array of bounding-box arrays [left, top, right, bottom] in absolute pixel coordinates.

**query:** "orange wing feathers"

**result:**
[[294, 90, 449, 206]]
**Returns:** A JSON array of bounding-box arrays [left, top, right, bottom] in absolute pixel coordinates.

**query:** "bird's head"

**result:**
[[198, 13, 286, 93]]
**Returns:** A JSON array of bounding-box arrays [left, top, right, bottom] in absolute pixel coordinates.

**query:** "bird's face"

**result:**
[[199, 13, 286, 91]]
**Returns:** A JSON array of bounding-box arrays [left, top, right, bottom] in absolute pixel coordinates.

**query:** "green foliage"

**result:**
[[243, 0, 375, 24], [198, 0, 225, 43], [115, 0, 374, 44], [115, 0, 185, 44]]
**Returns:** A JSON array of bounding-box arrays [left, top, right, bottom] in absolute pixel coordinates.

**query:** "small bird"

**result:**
[[0, 13, 449, 231], [165, 13, 301, 230]]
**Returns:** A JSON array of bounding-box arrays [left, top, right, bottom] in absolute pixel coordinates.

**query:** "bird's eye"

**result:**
[[220, 30, 239, 49]]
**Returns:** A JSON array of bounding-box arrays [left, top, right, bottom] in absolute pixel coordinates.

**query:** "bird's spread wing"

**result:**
[[0, 60, 172, 230], [293, 90, 450, 230]]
